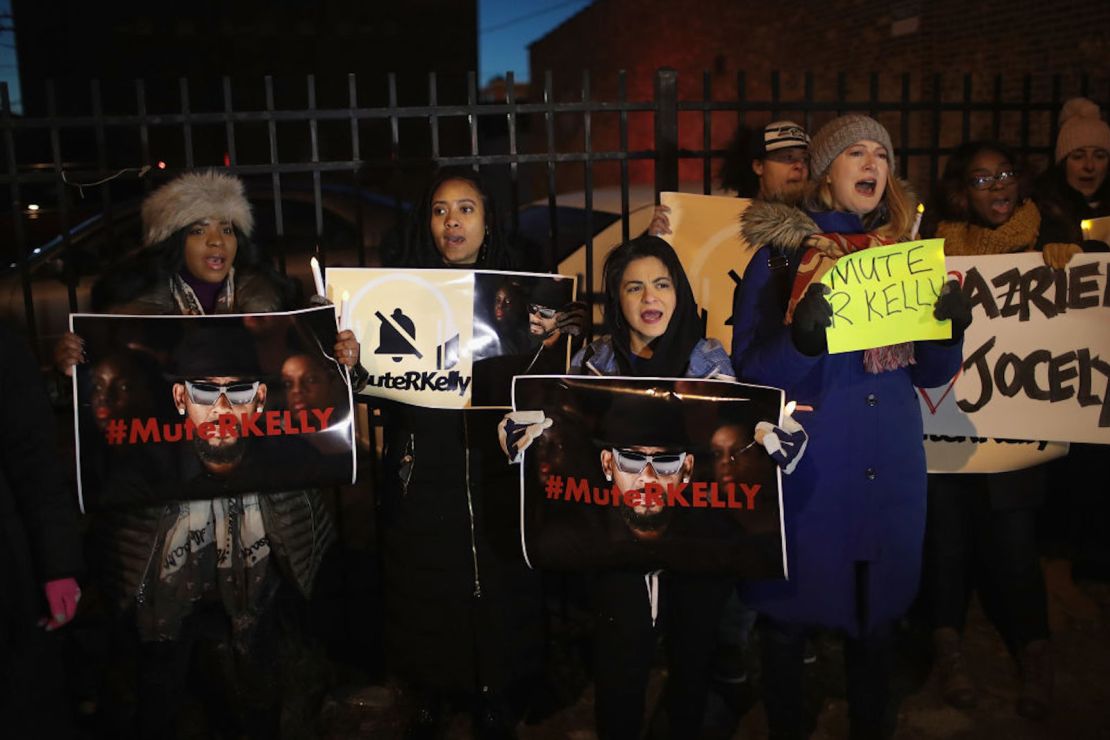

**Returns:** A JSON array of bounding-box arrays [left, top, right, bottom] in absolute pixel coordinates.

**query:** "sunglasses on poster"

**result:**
[[529, 304, 558, 319], [612, 449, 688, 476], [185, 380, 261, 406]]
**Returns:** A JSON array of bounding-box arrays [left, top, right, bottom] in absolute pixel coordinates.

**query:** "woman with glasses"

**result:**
[[922, 140, 1056, 719], [53, 170, 358, 738], [732, 115, 970, 739]]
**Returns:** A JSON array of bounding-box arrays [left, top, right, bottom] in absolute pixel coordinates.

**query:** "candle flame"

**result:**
[[1081, 219, 1092, 231], [342, 290, 350, 301], [917, 203, 925, 214]]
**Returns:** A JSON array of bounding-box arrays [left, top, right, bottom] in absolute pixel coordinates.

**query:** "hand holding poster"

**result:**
[[327, 268, 576, 409], [512, 376, 786, 578], [72, 306, 356, 511], [819, 238, 951, 353]]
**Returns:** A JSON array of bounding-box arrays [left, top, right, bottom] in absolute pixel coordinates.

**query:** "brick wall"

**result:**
[[527, 0, 1110, 194]]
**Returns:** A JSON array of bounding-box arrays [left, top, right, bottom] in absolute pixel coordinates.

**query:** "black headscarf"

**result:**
[[601, 235, 703, 378], [384, 166, 515, 271]]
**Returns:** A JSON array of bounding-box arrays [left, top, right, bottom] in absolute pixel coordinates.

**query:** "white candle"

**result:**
[[339, 291, 351, 331], [911, 203, 924, 240], [310, 256, 325, 297]]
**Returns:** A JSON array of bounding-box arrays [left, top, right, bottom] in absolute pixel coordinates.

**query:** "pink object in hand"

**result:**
[[42, 578, 81, 631]]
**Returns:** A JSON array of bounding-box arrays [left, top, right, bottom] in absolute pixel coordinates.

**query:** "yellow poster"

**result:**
[[819, 239, 951, 353], [659, 192, 753, 346]]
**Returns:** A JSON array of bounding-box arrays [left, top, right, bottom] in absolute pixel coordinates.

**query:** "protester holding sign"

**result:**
[[503, 235, 805, 740], [0, 323, 84, 737], [732, 115, 971, 739], [924, 140, 1055, 718], [377, 167, 554, 738], [1033, 97, 1110, 254], [53, 171, 353, 737]]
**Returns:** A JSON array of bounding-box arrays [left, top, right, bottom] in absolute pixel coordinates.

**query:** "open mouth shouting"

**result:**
[[855, 178, 878, 198], [640, 309, 664, 325]]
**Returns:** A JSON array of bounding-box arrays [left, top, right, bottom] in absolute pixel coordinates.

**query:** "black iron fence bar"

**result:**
[[91, 80, 117, 270], [180, 78, 194, 169], [506, 70, 521, 238], [582, 69, 595, 342], [654, 69, 678, 197], [428, 72, 440, 160], [543, 70, 559, 272], [347, 73, 367, 268], [0, 96, 1080, 136], [618, 70, 630, 247], [2, 84, 36, 342], [308, 74, 326, 269], [224, 77, 238, 169], [136, 81, 152, 188], [467, 71, 480, 163], [46, 82, 78, 311], [264, 76, 287, 275]]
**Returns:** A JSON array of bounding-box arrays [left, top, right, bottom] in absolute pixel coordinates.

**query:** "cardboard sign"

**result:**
[[919, 253, 1110, 446], [819, 239, 951, 353], [327, 268, 576, 409], [659, 192, 754, 346], [513, 375, 786, 578], [71, 307, 356, 511]]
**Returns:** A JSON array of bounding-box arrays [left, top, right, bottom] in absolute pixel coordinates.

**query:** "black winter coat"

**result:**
[[0, 324, 83, 666], [379, 402, 543, 694]]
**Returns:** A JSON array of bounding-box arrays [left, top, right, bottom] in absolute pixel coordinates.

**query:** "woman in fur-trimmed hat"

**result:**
[[53, 170, 360, 737], [731, 115, 971, 739]]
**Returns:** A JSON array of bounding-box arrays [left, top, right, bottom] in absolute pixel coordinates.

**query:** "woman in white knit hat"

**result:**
[[1034, 97, 1110, 253]]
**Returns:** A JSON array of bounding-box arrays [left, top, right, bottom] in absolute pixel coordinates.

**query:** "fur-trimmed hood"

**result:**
[[740, 178, 919, 251], [740, 200, 819, 252], [141, 171, 254, 246]]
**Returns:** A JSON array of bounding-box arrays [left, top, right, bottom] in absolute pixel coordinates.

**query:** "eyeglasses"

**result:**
[[712, 438, 759, 463], [185, 380, 260, 406], [968, 170, 1017, 190], [612, 449, 687, 476], [529, 304, 557, 319]]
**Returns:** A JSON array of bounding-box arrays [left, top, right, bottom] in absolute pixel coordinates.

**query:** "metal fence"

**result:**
[[2, 67, 1107, 359]]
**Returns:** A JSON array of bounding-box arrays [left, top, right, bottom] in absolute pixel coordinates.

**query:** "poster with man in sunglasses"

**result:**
[[511, 376, 787, 578], [71, 306, 355, 509]]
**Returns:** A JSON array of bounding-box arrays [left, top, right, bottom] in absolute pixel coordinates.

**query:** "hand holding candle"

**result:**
[[310, 255, 325, 298]]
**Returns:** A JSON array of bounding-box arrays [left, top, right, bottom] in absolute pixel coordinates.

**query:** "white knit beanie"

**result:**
[[1055, 98, 1110, 162]]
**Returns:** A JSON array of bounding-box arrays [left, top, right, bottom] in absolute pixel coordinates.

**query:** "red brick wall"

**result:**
[[527, 0, 1110, 194]]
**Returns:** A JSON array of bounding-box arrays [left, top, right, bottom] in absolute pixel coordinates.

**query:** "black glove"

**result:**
[[791, 283, 832, 356], [554, 301, 588, 338], [933, 279, 972, 343]]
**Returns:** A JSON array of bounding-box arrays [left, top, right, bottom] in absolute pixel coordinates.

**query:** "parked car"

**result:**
[[0, 182, 406, 361]]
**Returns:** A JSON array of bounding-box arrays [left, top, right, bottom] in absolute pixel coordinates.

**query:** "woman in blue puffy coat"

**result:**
[[731, 115, 971, 739]]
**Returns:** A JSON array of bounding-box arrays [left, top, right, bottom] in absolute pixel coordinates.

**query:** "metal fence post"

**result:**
[[654, 68, 678, 199]]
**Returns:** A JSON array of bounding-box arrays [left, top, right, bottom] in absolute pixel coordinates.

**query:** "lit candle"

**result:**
[[339, 291, 351, 331], [309, 256, 325, 298], [1081, 219, 1092, 241], [911, 203, 925, 240]]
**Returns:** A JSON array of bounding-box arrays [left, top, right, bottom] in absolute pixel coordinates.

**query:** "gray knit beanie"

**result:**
[[809, 114, 896, 178]]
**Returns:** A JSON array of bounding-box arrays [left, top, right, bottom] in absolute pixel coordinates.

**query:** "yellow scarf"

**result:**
[[935, 200, 1041, 256]]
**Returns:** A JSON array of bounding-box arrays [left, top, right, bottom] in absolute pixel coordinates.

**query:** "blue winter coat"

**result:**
[[731, 206, 963, 635]]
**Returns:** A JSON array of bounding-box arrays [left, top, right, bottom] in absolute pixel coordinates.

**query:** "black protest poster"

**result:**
[[513, 376, 787, 578], [71, 306, 355, 511], [470, 272, 576, 407]]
